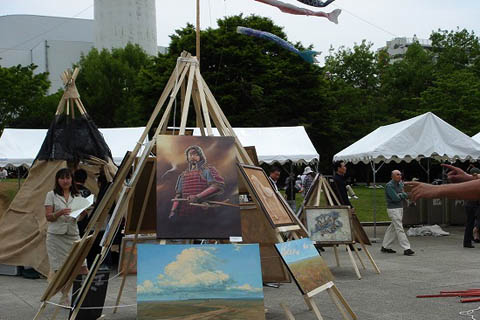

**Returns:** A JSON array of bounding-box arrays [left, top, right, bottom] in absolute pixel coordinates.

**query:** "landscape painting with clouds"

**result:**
[[137, 243, 265, 320], [275, 238, 334, 294]]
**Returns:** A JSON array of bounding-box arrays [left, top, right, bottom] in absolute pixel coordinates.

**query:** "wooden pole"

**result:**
[[196, 0, 200, 64]]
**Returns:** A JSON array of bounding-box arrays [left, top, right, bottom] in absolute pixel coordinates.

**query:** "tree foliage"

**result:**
[[3, 17, 480, 173], [0, 64, 50, 130]]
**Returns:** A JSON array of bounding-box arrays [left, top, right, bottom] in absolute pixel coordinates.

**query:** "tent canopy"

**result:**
[[0, 127, 147, 168], [191, 126, 319, 164], [472, 132, 480, 143], [334, 112, 480, 164]]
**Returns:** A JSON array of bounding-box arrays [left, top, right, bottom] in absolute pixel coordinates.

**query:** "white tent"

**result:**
[[334, 112, 480, 164], [191, 126, 319, 164], [472, 132, 480, 143], [0, 127, 147, 168], [333, 112, 480, 239]]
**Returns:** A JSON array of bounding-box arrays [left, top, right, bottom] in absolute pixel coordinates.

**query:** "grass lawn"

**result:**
[[0, 179, 25, 210], [351, 185, 390, 222], [281, 185, 390, 223]]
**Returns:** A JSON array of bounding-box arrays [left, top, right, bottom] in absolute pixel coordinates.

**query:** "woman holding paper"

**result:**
[[44, 168, 88, 273]]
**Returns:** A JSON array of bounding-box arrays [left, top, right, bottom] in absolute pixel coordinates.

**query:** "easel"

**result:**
[[281, 281, 357, 320], [299, 175, 380, 279]]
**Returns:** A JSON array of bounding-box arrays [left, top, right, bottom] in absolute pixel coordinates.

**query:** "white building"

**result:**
[[378, 36, 432, 63], [0, 0, 166, 93]]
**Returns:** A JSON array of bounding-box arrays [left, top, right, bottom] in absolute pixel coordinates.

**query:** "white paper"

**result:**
[[69, 194, 94, 219], [229, 236, 243, 243]]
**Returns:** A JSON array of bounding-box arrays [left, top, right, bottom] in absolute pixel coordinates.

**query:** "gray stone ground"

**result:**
[[1, 226, 480, 320]]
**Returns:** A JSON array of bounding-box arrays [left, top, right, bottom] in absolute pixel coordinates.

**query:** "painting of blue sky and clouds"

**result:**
[[137, 243, 264, 302]]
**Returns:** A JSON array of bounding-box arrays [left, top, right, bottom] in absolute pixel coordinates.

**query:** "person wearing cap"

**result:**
[[381, 170, 415, 256], [302, 166, 315, 198]]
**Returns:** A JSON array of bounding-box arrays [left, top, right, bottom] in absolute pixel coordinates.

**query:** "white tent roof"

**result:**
[[0, 127, 147, 168], [472, 132, 480, 143], [334, 112, 480, 164], [191, 126, 319, 164]]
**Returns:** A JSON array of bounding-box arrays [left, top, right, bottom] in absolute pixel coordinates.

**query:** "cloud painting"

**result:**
[[137, 244, 265, 320]]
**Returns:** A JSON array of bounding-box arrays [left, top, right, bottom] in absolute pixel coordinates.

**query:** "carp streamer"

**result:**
[[254, 0, 341, 24], [237, 26, 320, 64]]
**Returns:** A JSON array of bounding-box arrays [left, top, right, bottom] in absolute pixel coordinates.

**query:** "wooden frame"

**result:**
[[305, 206, 354, 245], [237, 163, 296, 227], [125, 157, 157, 234], [118, 235, 158, 274]]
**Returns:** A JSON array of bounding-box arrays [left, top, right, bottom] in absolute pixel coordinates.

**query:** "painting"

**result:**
[[305, 206, 353, 243], [275, 238, 334, 295], [118, 236, 158, 274], [238, 164, 294, 227], [156, 135, 241, 239], [137, 243, 265, 320]]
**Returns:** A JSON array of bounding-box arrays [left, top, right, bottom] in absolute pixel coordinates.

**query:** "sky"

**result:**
[[136, 243, 263, 301], [2, 0, 480, 64], [275, 238, 318, 264]]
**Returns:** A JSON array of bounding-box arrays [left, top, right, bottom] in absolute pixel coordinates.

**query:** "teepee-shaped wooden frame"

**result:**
[[34, 52, 306, 320], [298, 174, 381, 280]]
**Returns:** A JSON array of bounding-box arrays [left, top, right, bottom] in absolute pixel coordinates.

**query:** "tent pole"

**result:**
[[372, 161, 377, 240], [17, 167, 21, 190], [427, 158, 430, 183]]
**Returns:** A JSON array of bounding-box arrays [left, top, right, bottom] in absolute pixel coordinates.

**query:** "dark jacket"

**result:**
[[332, 173, 352, 207]]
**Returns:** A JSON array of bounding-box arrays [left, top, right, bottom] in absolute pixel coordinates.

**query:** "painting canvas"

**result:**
[[137, 243, 265, 320], [238, 164, 294, 226], [275, 238, 334, 294], [305, 207, 353, 243], [156, 135, 241, 239]]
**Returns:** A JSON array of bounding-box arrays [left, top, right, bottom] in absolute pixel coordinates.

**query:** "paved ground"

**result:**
[[1, 226, 480, 320]]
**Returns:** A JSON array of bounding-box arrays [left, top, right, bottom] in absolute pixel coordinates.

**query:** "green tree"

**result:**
[[0, 64, 50, 130], [380, 42, 436, 120], [75, 43, 153, 127], [420, 69, 480, 135], [136, 15, 331, 147]]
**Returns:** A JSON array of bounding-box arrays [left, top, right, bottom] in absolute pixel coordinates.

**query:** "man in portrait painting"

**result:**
[[169, 145, 225, 220]]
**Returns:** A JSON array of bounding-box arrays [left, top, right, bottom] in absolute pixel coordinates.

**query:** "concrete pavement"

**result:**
[[1, 226, 480, 320]]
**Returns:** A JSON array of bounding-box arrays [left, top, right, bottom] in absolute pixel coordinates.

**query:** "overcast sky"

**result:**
[[2, 0, 480, 63]]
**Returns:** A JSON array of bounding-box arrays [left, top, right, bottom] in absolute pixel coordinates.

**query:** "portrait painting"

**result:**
[[156, 135, 241, 239], [305, 206, 353, 243], [275, 238, 334, 295], [137, 243, 265, 320], [238, 164, 294, 226]]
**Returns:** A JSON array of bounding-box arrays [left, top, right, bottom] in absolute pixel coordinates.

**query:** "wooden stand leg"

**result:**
[[303, 295, 313, 311], [280, 303, 296, 320], [331, 284, 358, 320], [308, 298, 325, 320], [33, 301, 47, 320], [327, 288, 350, 320], [51, 292, 69, 320], [352, 245, 366, 270], [333, 245, 340, 267], [360, 242, 381, 274], [345, 245, 362, 280]]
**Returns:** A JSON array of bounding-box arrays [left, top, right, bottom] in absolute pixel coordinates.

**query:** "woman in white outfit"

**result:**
[[44, 168, 88, 274]]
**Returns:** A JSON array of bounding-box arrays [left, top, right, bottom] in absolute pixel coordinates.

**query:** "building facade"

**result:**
[[0, 2, 165, 93]]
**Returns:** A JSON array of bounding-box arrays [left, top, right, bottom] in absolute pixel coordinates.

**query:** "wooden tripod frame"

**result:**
[[298, 175, 381, 279], [34, 52, 307, 320]]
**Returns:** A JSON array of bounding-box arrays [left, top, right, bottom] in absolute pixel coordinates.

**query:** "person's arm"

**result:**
[[385, 184, 402, 202], [406, 180, 480, 201], [442, 164, 474, 183], [45, 205, 71, 222]]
